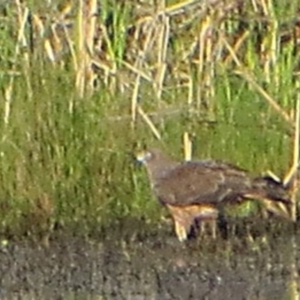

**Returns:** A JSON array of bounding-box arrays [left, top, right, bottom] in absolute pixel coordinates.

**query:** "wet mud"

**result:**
[[0, 221, 299, 300]]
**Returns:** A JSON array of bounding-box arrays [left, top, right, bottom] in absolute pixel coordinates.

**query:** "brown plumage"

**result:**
[[137, 148, 291, 241]]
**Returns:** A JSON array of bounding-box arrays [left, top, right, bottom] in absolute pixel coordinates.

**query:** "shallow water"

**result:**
[[0, 221, 299, 300]]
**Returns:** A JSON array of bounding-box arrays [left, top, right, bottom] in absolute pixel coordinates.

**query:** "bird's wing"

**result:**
[[154, 160, 252, 206]]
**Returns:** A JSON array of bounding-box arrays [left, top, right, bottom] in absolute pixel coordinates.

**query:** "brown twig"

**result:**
[[183, 132, 192, 161], [137, 105, 161, 140], [75, 0, 97, 98], [222, 37, 293, 126], [235, 68, 293, 126], [153, 11, 169, 99], [4, 2, 29, 125]]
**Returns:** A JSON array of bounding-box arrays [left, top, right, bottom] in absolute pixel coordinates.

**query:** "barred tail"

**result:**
[[249, 176, 293, 220], [251, 176, 291, 204]]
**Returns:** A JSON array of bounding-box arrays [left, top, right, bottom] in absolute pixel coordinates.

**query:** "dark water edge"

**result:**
[[0, 220, 299, 300]]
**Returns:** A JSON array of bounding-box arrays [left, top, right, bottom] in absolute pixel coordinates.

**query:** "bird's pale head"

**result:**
[[136, 148, 179, 184], [136, 149, 158, 164]]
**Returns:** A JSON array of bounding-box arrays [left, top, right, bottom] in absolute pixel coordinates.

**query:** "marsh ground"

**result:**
[[0, 1, 300, 299], [0, 220, 298, 300]]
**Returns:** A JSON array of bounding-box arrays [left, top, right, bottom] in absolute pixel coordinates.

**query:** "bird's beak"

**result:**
[[136, 150, 149, 163]]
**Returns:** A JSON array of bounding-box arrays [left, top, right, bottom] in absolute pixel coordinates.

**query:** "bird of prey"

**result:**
[[136, 148, 291, 242]]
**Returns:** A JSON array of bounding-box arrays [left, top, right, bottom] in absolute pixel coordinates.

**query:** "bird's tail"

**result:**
[[250, 176, 291, 204], [247, 176, 293, 220]]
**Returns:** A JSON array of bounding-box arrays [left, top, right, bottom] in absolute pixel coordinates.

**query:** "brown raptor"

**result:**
[[137, 148, 291, 241]]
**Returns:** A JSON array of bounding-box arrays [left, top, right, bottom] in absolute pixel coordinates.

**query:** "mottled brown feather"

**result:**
[[137, 148, 291, 206], [154, 160, 253, 206], [137, 148, 291, 241]]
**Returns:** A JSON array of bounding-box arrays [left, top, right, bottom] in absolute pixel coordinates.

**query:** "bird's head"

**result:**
[[136, 149, 157, 164], [136, 148, 179, 182], [136, 148, 170, 164]]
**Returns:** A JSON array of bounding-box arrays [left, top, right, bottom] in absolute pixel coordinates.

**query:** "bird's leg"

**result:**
[[174, 212, 195, 242], [210, 220, 217, 239], [200, 222, 205, 236], [198, 221, 209, 237], [167, 205, 193, 242], [174, 219, 188, 242], [198, 220, 217, 239]]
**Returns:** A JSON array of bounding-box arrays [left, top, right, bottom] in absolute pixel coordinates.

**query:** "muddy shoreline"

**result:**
[[0, 221, 298, 300]]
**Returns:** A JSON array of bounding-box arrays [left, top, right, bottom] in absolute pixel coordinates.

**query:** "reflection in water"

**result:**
[[0, 227, 299, 299]]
